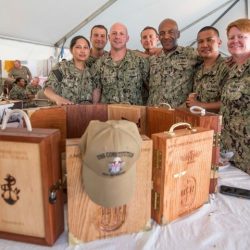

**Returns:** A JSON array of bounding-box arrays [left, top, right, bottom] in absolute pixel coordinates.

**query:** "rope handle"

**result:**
[[190, 106, 206, 116], [165, 122, 197, 136], [1, 109, 32, 131]]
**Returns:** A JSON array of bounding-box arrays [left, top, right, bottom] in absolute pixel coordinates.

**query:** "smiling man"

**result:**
[[87, 25, 108, 67], [91, 22, 149, 105], [147, 18, 199, 107], [186, 26, 229, 112], [140, 26, 161, 56]]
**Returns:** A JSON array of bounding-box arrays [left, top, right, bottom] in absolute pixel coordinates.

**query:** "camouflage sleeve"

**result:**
[[185, 46, 201, 65], [9, 87, 27, 100], [25, 85, 32, 95], [8, 69, 14, 78], [43, 63, 64, 95], [140, 56, 150, 89], [90, 58, 102, 90], [25, 66, 32, 79], [219, 61, 230, 89], [9, 89, 18, 99]]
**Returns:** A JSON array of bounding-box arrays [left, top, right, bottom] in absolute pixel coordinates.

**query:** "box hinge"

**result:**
[[213, 132, 221, 147], [211, 164, 219, 172], [153, 149, 162, 169], [152, 190, 160, 210]]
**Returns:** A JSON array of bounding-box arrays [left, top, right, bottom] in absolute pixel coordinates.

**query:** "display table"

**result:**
[[0, 165, 249, 250]]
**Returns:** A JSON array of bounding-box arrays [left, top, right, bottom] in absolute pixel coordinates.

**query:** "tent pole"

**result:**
[[0, 35, 53, 47], [189, 0, 240, 46], [54, 0, 118, 47], [180, 0, 237, 33]]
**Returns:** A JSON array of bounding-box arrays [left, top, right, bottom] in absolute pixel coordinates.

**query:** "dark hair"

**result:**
[[141, 26, 158, 37], [70, 35, 90, 50], [90, 25, 108, 38], [198, 26, 220, 37], [15, 77, 25, 83]]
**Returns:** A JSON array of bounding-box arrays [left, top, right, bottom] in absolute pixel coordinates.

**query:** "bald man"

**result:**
[[8, 60, 32, 82], [147, 18, 199, 107], [91, 22, 149, 104]]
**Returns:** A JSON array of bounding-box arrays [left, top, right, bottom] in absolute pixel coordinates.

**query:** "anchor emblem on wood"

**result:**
[[1, 174, 20, 205]]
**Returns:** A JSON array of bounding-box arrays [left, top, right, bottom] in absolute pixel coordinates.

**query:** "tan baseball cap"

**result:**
[[80, 120, 142, 208]]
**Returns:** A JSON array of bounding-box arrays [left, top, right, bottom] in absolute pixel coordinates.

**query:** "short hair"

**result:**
[[70, 35, 90, 50], [198, 26, 220, 37], [141, 26, 158, 37], [15, 77, 26, 84], [158, 18, 178, 32], [226, 18, 250, 35], [90, 25, 108, 38]]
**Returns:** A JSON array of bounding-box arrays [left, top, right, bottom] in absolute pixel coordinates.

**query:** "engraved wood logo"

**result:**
[[181, 150, 201, 164], [1, 174, 20, 205], [180, 176, 196, 213], [96, 205, 126, 232]]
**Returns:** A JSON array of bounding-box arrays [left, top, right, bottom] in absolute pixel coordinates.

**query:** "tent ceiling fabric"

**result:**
[[0, 0, 248, 57], [0, 0, 106, 46]]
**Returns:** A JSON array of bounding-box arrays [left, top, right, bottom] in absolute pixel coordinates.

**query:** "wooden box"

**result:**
[[66, 135, 152, 243], [146, 106, 175, 138], [151, 124, 213, 224], [26, 107, 66, 153], [64, 104, 108, 138], [174, 107, 222, 193], [0, 127, 64, 245], [108, 104, 146, 135]]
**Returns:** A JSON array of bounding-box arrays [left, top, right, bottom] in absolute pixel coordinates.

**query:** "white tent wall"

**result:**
[[0, 38, 56, 60]]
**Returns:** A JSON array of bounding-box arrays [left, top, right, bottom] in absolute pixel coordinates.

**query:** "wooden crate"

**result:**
[[66, 135, 152, 243], [64, 104, 108, 138], [174, 107, 222, 193], [0, 127, 64, 245], [146, 106, 175, 138], [151, 124, 213, 224], [108, 104, 146, 135]]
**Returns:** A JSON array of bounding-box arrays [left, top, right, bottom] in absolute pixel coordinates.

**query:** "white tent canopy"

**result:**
[[0, 0, 248, 60]]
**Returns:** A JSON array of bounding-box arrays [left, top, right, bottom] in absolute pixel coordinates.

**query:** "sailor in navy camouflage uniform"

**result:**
[[91, 22, 149, 105], [147, 18, 199, 107], [44, 36, 99, 105], [186, 26, 229, 112], [221, 19, 250, 174]]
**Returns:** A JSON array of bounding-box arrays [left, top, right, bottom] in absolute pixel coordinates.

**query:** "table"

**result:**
[[0, 165, 249, 250]]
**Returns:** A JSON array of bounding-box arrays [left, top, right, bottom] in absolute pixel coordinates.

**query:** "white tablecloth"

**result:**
[[1, 165, 250, 250]]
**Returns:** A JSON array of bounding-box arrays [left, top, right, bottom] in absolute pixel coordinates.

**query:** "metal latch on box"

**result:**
[[152, 191, 160, 210], [49, 176, 66, 204]]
